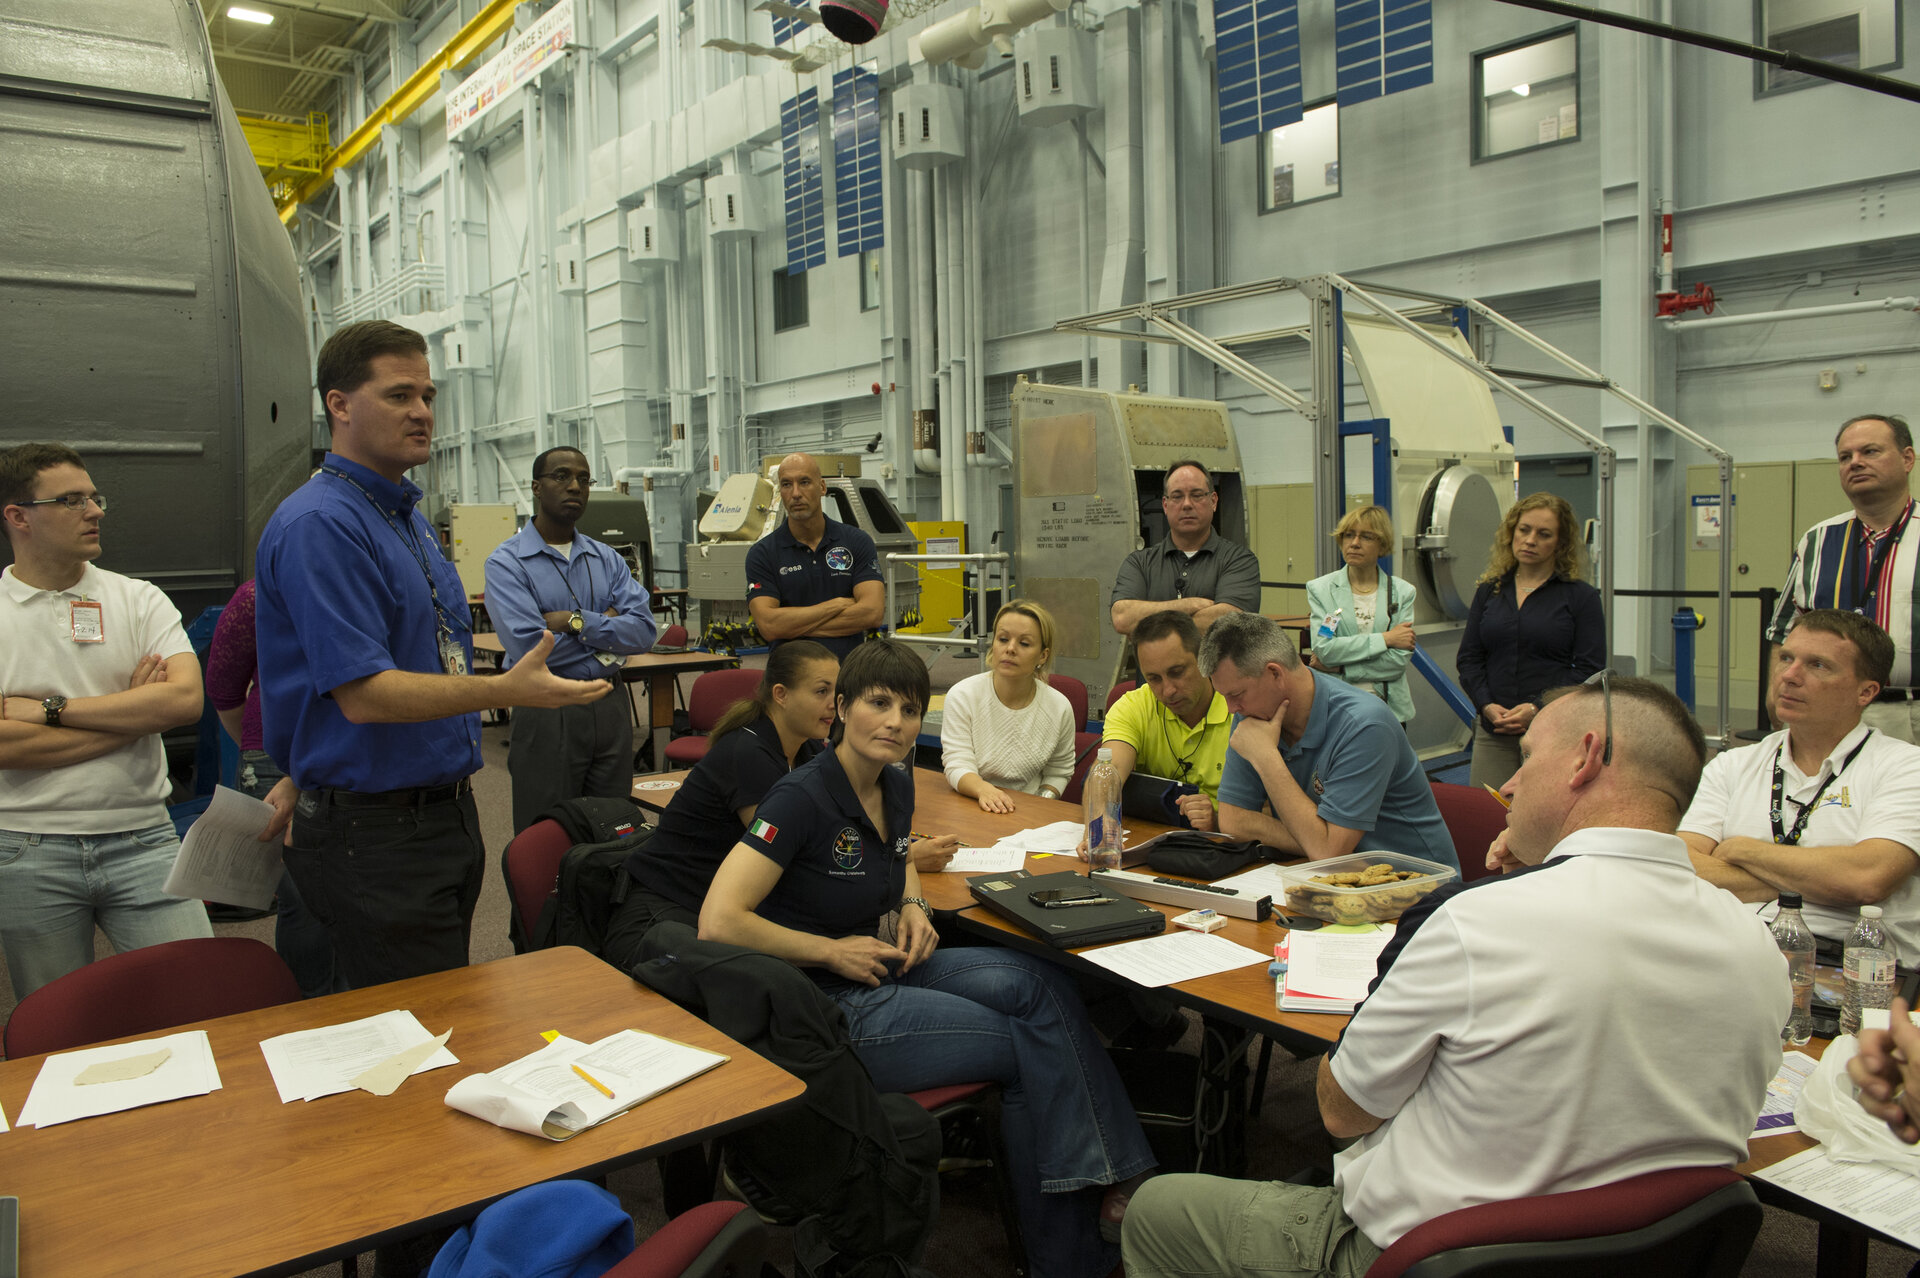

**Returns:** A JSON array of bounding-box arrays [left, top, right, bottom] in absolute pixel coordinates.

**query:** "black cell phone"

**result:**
[[1030, 887, 1106, 908]]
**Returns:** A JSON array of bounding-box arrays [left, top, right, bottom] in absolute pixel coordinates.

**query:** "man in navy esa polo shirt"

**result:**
[[743, 453, 885, 660], [1201, 612, 1458, 870], [255, 320, 612, 989]]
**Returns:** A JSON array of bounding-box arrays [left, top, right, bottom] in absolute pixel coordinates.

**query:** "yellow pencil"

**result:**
[[1482, 783, 1512, 810], [572, 1064, 615, 1099]]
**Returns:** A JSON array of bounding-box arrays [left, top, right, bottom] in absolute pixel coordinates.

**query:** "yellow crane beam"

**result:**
[[276, 0, 518, 224]]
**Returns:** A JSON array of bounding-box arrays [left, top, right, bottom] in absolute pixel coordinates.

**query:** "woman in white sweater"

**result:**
[[942, 599, 1078, 812]]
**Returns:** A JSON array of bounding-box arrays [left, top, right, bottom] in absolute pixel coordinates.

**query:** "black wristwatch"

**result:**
[[42, 695, 67, 726], [567, 611, 585, 634]]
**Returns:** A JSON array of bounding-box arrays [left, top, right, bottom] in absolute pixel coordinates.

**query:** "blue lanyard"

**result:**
[[321, 466, 459, 643]]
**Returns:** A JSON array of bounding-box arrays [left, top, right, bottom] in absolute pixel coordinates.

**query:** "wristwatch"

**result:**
[[42, 695, 67, 726], [901, 895, 932, 918], [567, 611, 585, 634]]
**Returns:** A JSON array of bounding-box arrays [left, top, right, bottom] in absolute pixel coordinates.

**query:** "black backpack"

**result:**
[[507, 796, 655, 956]]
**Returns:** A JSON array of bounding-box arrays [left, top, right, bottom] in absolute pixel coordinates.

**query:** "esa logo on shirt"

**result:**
[[825, 546, 853, 572], [833, 827, 864, 870]]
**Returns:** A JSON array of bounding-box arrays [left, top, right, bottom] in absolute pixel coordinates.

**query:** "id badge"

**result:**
[[439, 635, 469, 676], [593, 649, 623, 668], [70, 600, 105, 643]]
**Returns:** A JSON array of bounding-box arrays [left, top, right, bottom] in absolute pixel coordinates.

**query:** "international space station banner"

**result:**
[[446, 0, 576, 141]]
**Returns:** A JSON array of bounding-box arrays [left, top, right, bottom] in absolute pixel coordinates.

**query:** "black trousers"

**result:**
[[284, 788, 485, 990], [507, 694, 635, 834]]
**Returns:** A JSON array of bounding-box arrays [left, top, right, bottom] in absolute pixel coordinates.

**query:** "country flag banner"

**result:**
[[749, 818, 779, 841]]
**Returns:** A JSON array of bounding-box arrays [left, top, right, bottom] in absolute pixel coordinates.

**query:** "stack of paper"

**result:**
[[1277, 927, 1394, 1013], [942, 820, 1095, 874], [445, 1029, 728, 1141], [17, 1031, 222, 1128], [1082, 930, 1272, 988], [162, 784, 283, 911], [259, 1010, 460, 1102]]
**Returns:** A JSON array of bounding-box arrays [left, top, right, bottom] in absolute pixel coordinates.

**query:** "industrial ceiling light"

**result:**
[[1511, 82, 1531, 95], [228, 5, 275, 23]]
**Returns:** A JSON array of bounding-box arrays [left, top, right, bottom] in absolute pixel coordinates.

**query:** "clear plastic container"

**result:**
[[1277, 851, 1458, 924]]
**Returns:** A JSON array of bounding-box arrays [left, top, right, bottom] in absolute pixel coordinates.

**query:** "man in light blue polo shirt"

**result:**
[[485, 446, 657, 831], [1200, 612, 1457, 870]]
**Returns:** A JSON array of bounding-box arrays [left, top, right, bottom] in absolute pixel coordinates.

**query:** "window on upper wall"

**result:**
[[1259, 100, 1340, 213], [773, 267, 809, 332], [1756, 0, 1901, 95], [860, 250, 882, 312], [1473, 28, 1579, 161]]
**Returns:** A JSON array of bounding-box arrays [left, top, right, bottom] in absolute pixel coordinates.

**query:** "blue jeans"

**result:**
[[831, 947, 1157, 1278], [238, 751, 341, 998], [0, 823, 213, 1001]]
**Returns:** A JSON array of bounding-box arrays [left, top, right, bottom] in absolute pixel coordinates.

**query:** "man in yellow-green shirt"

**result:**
[[1102, 610, 1233, 831]]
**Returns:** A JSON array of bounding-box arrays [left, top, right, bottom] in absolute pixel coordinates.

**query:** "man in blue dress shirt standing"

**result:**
[[485, 446, 657, 832], [255, 320, 613, 988]]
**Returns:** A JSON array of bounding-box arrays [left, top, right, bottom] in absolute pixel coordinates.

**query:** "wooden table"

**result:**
[[0, 947, 803, 1278], [909, 774, 1344, 1051], [650, 587, 690, 627], [473, 634, 737, 764], [632, 770, 693, 815]]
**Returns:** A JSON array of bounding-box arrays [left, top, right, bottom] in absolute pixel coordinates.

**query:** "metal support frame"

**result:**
[[884, 552, 1013, 659], [1052, 272, 1741, 745]]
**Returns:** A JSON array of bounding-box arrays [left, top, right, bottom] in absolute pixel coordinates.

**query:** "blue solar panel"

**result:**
[[1335, 0, 1431, 104], [832, 66, 884, 257], [1213, 0, 1301, 144], [772, 2, 812, 46], [781, 89, 826, 273]]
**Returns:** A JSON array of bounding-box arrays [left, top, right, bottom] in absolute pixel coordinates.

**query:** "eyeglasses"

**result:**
[[1164, 489, 1213, 507], [536, 469, 593, 488], [1583, 667, 1615, 766], [17, 492, 107, 513]]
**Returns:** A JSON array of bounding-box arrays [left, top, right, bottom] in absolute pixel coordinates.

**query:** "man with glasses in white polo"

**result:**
[[1111, 460, 1263, 638], [0, 443, 212, 1000]]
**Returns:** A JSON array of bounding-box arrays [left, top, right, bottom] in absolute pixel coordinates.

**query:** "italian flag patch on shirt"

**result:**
[[749, 818, 779, 841]]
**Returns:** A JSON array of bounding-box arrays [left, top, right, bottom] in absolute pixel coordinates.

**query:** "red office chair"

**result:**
[[1429, 782, 1510, 884], [1105, 679, 1139, 712], [664, 668, 763, 766], [1365, 1166, 1761, 1278], [657, 623, 690, 651], [1059, 731, 1104, 805], [605, 1201, 769, 1278], [500, 817, 575, 954], [908, 1083, 1027, 1277], [1048, 674, 1090, 732], [4, 936, 301, 1059]]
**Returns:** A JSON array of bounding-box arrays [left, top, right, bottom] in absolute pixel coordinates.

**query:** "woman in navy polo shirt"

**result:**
[[702, 640, 1156, 1278], [600, 641, 840, 973]]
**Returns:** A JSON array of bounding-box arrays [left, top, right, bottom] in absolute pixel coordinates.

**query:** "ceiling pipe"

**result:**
[[1664, 296, 1920, 331]]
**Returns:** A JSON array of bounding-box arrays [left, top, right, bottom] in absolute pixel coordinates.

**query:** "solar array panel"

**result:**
[[1334, 0, 1434, 105], [1214, 0, 1303, 144], [781, 88, 826, 272], [832, 66, 884, 257]]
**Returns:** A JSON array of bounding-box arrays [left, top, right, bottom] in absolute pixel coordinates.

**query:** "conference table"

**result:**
[[0, 947, 803, 1278], [472, 633, 738, 763]]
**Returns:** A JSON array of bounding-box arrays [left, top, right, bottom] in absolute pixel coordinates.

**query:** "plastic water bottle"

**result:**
[[1841, 905, 1897, 1036], [1771, 893, 1816, 1046], [1083, 748, 1123, 871]]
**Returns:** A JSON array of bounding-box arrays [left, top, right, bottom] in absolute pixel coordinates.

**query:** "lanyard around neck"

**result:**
[[322, 466, 457, 640], [1770, 730, 1872, 846]]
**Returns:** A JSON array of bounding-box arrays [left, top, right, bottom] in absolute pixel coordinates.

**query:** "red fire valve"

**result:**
[[1655, 282, 1716, 318]]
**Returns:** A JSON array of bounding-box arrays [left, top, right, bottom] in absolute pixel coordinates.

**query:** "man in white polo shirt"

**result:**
[[1682, 608, 1920, 961], [0, 444, 211, 1000], [1122, 676, 1785, 1277]]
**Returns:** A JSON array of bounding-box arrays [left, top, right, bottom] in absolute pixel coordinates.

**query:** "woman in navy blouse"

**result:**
[[1457, 492, 1606, 788]]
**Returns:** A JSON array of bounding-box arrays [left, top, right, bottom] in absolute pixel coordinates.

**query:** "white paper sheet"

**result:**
[[1755, 1146, 1920, 1249], [259, 1010, 461, 1103], [939, 845, 1030, 874], [1, 1099, 9, 1133], [445, 1029, 728, 1141], [1283, 928, 1394, 1002], [17, 1031, 222, 1128], [162, 784, 283, 910], [1213, 863, 1297, 902], [996, 821, 1089, 854], [1081, 930, 1272, 988], [1753, 1050, 1820, 1138]]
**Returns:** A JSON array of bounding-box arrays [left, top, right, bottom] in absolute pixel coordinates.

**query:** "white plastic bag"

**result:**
[[1795, 1035, 1920, 1172]]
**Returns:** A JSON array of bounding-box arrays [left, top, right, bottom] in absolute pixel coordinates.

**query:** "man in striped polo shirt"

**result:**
[[1770, 414, 1920, 743]]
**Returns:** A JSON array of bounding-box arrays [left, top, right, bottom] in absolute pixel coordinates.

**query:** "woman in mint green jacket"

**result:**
[[1304, 504, 1419, 725]]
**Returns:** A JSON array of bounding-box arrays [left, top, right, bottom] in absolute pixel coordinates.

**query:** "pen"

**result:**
[[572, 1064, 615, 1099], [1482, 783, 1511, 810]]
